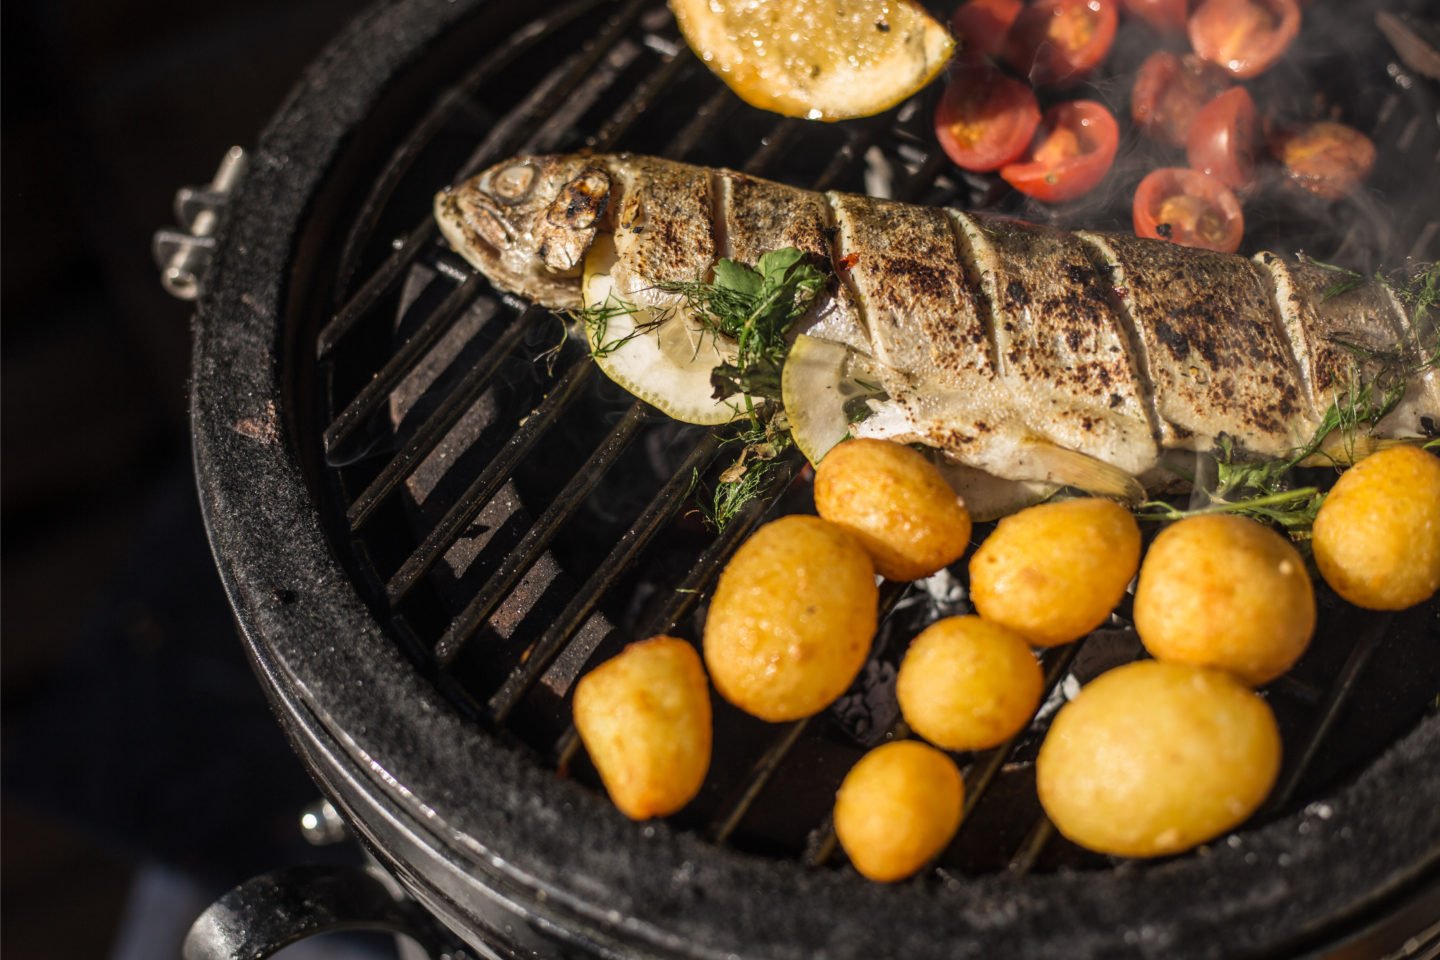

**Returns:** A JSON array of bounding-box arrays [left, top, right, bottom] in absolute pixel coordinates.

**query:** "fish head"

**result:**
[[434, 155, 611, 307]]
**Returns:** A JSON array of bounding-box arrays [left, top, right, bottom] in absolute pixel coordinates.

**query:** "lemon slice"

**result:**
[[581, 236, 743, 425], [782, 333, 886, 464], [670, 0, 955, 121]]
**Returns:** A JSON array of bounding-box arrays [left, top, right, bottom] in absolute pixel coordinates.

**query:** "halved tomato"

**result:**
[[1121, 0, 1188, 31], [1270, 121, 1376, 200], [1131, 50, 1231, 146], [1186, 87, 1258, 188], [952, 0, 1023, 58], [1133, 167, 1244, 252], [1003, 0, 1119, 88], [1001, 100, 1120, 202], [935, 62, 1043, 172], [1188, 0, 1301, 79]]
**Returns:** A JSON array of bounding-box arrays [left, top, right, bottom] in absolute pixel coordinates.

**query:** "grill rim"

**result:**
[[191, 0, 1440, 957]]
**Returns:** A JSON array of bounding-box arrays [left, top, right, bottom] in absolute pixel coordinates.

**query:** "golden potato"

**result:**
[[814, 438, 973, 581], [833, 740, 964, 882], [704, 515, 877, 721], [573, 636, 711, 820], [1036, 660, 1281, 858], [897, 615, 1043, 751], [1134, 514, 1314, 686], [969, 498, 1141, 647], [1312, 445, 1440, 610]]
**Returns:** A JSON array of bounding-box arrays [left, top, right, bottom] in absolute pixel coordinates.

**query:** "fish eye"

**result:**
[[491, 162, 538, 204]]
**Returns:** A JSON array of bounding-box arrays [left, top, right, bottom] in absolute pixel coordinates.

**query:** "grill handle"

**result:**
[[183, 864, 456, 960]]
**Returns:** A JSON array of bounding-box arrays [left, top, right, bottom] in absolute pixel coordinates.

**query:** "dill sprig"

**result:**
[[564, 293, 668, 358], [661, 248, 824, 415], [690, 406, 793, 532]]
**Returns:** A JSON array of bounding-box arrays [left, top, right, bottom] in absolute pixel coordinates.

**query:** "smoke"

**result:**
[[886, 0, 1439, 270]]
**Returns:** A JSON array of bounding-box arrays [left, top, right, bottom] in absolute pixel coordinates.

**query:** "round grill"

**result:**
[[193, 0, 1440, 955]]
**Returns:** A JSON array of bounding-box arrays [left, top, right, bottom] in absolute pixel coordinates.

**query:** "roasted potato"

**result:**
[[969, 498, 1141, 647], [833, 740, 965, 882], [1037, 660, 1281, 858], [573, 636, 711, 820], [704, 515, 878, 721], [897, 615, 1043, 751], [814, 438, 973, 581], [1134, 514, 1314, 686], [1312, 445, 1440, 610]]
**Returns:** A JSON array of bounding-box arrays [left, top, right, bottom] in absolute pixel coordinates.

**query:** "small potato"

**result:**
[[969, 498, 1141, 647], [1312, 445, 1440, 610], [1134, 514, 1314, 686], [833, 740, 964, 882], [1037, 660, 1281, 858], [897, 615, 1043, 751], [573, 636, 711, 820], [704, 515, 877, 722], [814, 438, 973, 581]]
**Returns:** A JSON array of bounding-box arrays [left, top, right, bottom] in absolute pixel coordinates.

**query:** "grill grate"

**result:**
[[305, 0, 1440, 883]]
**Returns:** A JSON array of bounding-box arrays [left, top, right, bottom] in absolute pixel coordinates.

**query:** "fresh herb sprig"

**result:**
[[565, 293, 667, 359], [662, 248, 823, 529], [661, 248, 825, 415], [1138, 258, 1438, 535], [690, 406, 794, 532]]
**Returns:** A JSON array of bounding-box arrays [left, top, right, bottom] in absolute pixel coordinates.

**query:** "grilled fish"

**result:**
[[435, 153, 1438, 498]]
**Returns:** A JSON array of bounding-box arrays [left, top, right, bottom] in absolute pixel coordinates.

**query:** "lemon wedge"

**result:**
[[781, 333, 886, 463], [670, 0, 955, 121], [581, 236, 743, 425]]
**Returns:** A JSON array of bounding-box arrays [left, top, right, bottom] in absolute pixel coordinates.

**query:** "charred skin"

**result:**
[[435, 153, 1438, 491]]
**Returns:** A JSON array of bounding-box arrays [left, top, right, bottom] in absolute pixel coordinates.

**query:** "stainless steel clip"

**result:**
[[152, 146, 248, 300]]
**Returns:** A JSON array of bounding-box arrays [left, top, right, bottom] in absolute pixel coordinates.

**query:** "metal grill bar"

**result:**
[[316, 0, 651, 362], [347, 305, 538, 528], [345, 46, 718, 526], [1268, 615, 1390, 811], [486, 430, 725, 724], [319, 223, 439, 360], [466, 0, 651, 165], [332, 0, 608, 298], [743, 118, 805, 175], [546, 453, 801, 761], [435, 402, 650, 664], [585, 52, 692, 151], [1008, 818, 1056, 876], [664, 88, 740, 161], [385, 356, 597, 600], [324, 275, 485, 457]]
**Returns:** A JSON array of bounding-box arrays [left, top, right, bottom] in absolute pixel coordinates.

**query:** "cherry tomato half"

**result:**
[[1270, 121, 1376, 200], [1004, 0, 1119, 88], [1134, 167, 1244, 252], [1131, 50, 1231, 146], [1001, 100, 1120, 203], [1188, 0, 1301, 79], [1121, 0, 1188, 31], [1186, 87, 1258, 188], [952, 0, 1024, 58], [935, 62, 1043, 172]]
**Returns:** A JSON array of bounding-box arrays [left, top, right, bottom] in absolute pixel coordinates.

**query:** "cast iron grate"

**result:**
[[304, 0, 1440, 880]]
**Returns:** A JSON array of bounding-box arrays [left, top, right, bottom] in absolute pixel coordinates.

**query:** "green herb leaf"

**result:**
[[660, 246, 826, 420], [691, 403, 795, 532], [713, 258, 763, 299]]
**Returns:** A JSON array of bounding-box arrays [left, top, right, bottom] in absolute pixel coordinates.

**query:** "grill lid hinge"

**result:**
[[153, 145, 249, 301]]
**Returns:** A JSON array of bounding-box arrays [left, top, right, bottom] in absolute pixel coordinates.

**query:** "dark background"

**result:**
[[2, 1, 373, 957]]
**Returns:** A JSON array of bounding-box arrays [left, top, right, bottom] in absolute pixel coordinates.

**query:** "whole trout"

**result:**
[[435, 153, 1438, 494]]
